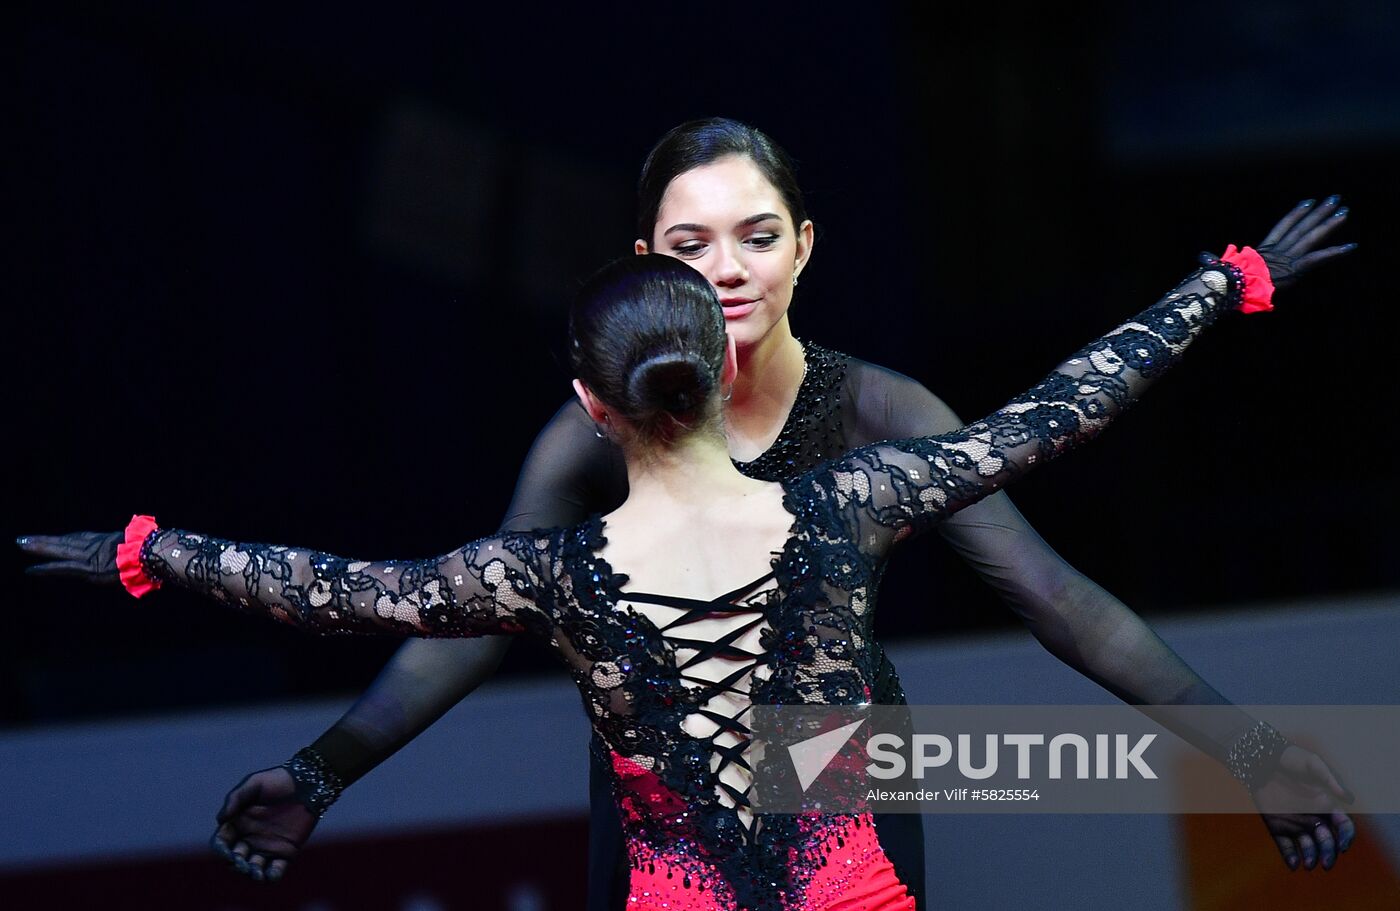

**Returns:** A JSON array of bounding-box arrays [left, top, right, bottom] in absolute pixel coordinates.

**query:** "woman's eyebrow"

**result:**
[[662, 212, 783, 236], [663, 222, 709, 236]]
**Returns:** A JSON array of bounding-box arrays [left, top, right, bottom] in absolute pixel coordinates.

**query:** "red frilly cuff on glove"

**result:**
[[1219, 244, 1276, 314], [116, 514, 161, 598]]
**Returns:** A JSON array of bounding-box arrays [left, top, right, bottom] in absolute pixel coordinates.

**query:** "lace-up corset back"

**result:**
[[620, 572, 778, 833], [586, 477, 797, 840]]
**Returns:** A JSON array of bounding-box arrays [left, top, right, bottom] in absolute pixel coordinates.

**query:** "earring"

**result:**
[[721, 385, 733, 403], [594, 425, 605, 439], [793, 274, 799, 287]]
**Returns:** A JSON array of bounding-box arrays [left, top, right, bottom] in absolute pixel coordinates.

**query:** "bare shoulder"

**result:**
[[600, 479, 788, 597]]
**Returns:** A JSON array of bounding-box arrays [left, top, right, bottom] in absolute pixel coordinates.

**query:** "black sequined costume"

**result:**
[[138, 264, 1245, 910]]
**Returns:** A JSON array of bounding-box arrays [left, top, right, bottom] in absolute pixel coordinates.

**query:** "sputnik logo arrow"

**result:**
[[787, 718, 867, 791]]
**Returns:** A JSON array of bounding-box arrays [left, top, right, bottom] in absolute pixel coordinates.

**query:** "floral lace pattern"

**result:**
[[141, 263, 1239, 910]]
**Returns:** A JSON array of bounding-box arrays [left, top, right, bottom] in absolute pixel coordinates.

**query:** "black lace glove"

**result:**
[[1254, 195, 1355, 290], [17, 531, 123, 585]]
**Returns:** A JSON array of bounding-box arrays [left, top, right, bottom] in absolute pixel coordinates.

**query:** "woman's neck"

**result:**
[[725, 317, 807, 459], [620, 427, 755, 508]]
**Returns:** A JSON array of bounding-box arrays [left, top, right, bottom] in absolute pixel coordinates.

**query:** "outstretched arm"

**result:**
[[295, 401, 621, 745], [827, 200, 1355, 870], [821, 198, 1352, 553], [862, 381, 1358, 869], [811, 256, 1250, 553], [135, 523, 552, 639], [18, 400, 622, 880], [289, 402, 622, 779], [215, 401, 623, 880], [859, 371, 1237, 709], [858, 374, 1241, 709]]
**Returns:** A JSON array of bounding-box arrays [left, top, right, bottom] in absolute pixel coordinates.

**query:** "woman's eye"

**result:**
[[672, 241, 705, 257], [746, 234, 779, 249]]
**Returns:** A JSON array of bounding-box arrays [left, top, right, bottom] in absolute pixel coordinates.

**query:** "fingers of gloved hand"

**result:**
[[1273, 834, 1301, 870], [230, 839, 252, 862], [266, 858, 289, 882], [1277, 195, 1341, 243], [23, 561, 93, 578], [1288, 207, 1349, 256], [1334, 813, 1357, 852], [246, 853, 268, 882], [1292, 244, 1358, 274], [1296, 832, 1318, 870], [1259, 199, 1317, 247], [210, 830, 235, 860], [1274, 194, 1342, 246], [1264, 812, 1321, 837], [229, 854, 251, 876], [18, 532, 122, 584], [1312, 821, 1338, 870], [15, 534, 90, 560]]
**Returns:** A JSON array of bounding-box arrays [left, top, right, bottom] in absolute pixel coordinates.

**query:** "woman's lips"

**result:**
[[720, 299, 758, 319]]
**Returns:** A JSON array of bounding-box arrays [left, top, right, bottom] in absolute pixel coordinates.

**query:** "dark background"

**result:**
[[8, 1, 1398, 726]]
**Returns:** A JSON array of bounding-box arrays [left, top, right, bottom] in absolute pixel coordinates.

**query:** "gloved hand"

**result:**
[[1254, 195, 1355, 289], [210, 765, 319, 883], [17, 531, 123, 585], [1252, 745, 1357, 871]]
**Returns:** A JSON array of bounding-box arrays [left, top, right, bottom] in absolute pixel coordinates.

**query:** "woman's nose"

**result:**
[[711, 243, 749, 286]]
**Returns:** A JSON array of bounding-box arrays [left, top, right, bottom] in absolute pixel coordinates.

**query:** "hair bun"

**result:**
[[570, 255, 727, 443], [626, 351, 714, 419]]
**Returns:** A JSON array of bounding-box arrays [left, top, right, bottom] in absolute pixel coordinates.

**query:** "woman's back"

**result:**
[[599, 478, 791, 602]]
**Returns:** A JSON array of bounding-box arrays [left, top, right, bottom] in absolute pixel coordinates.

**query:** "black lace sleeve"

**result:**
[[801, 262, 1241, 563], [845, 337, 1247, 761], [139, 527, 555, 639]]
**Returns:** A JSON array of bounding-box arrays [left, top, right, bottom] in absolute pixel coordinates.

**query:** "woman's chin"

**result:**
[[729, 312, 792, 352]]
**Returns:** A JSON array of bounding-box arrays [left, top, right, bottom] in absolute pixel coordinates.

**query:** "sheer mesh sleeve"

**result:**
[[140, 526, 555, 639], [499, 401, 631, 529], [812, 263, 1238, 568], [289, 402, 623, 784], [820, 261, 1254, 758], [849, 370, 1249, 760]]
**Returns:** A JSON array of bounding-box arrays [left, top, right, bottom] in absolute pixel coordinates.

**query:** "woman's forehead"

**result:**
[[657, 156, 787, 226]]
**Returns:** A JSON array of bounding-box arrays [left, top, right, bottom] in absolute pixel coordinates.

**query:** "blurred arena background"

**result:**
[[6, 2, 1398, 908]]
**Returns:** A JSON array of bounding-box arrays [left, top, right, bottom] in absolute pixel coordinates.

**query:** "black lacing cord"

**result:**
[[623, 572, 777, 831]]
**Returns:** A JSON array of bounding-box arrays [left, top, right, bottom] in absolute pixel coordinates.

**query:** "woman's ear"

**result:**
[[634, 239, 650, 256], [793, 219, 815, 281], [572, 379, 609, 425], [721, 333, 739, 388]]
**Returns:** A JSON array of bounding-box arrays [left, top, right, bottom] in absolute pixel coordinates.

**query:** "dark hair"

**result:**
[[637, 117, 809, 243], [570, 255, 727, 442]]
